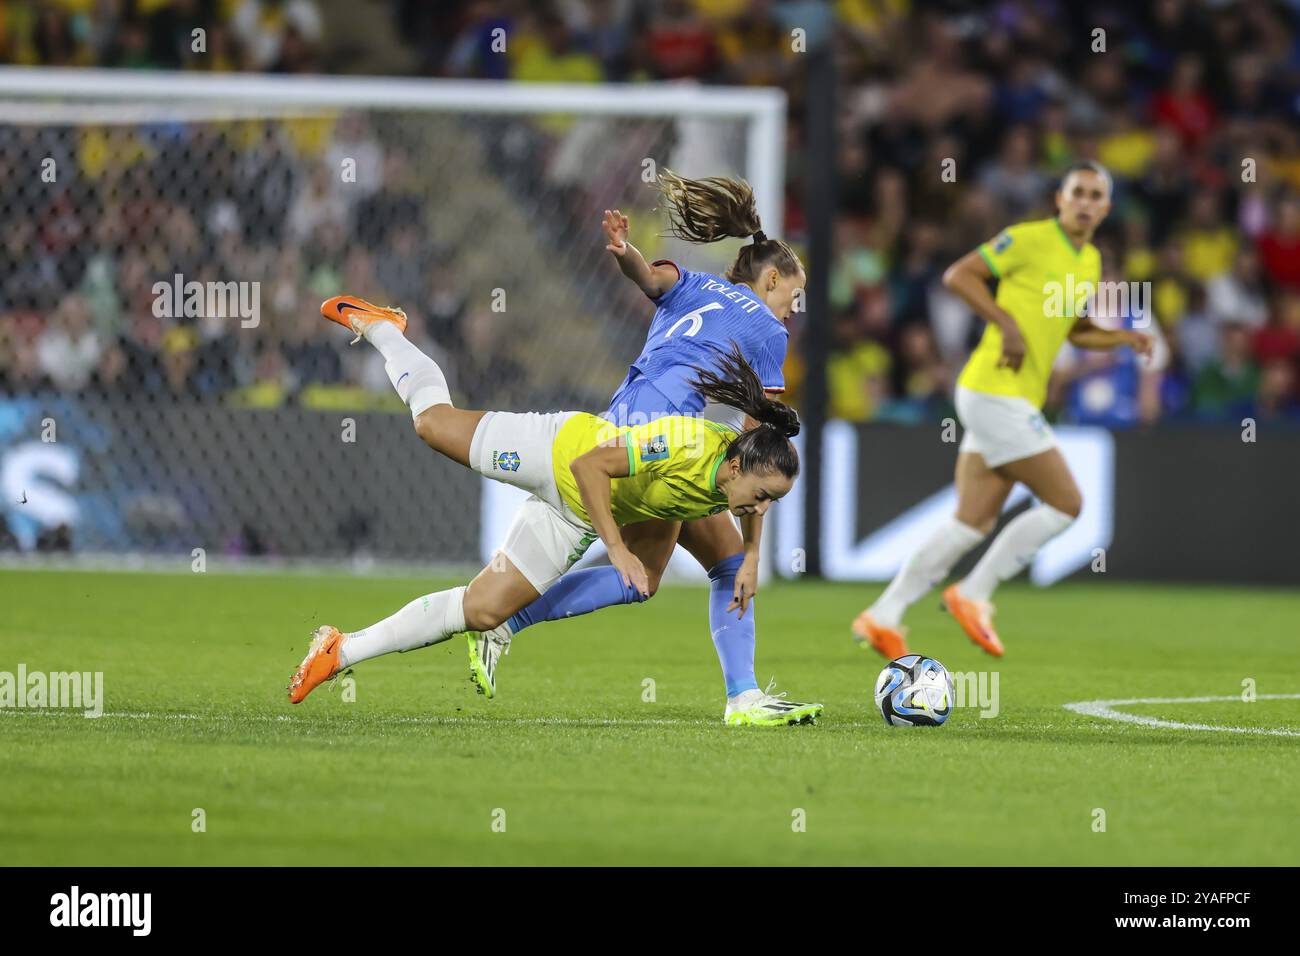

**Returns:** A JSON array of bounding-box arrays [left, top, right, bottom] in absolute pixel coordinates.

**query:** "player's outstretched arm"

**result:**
[[569, 439, 650, 597], [1068, 317, 1155, 359], [943, 249, 1028, 371], [603, 208, 679, 298], [727, 513, 763, 617]]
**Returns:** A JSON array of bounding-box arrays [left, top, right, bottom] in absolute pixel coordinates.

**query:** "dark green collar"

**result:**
[[709, 454, 726, 493]]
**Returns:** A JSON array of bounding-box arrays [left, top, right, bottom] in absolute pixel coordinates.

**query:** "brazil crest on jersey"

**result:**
[[550, 412, 737, 525]]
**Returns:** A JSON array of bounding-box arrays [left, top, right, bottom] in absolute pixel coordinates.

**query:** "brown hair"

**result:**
[[655, 169, 803, 286], [691, 344, 800, 480]]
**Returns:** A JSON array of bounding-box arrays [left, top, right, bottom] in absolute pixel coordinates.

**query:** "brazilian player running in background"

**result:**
[[853, 161, 1154, 659], [469, 171, 816, 726]]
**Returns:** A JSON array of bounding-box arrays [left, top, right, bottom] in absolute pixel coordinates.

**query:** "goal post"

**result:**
[[0, 67, 785, 230], [0, 67, 787, 579]]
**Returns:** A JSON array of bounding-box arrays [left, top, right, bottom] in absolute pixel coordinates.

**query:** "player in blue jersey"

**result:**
[[467, 170, 821, 727]]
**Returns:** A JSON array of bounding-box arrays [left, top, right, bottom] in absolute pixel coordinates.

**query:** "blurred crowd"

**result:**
[[4, 0, 1300, 426], [0, 112, 539, 411], [417, 0, 1300, 425], [0, 0, 325, 72], [812, 0, 1300, 426]]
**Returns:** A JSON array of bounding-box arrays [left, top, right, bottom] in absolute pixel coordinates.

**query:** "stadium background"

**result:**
[[1, 0, 1297, 581]]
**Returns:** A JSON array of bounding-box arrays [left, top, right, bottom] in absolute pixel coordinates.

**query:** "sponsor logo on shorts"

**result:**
[[640, 435, 669, 462], [492, 450, 521, 472], [1028, 413, 1047, 435], [566, 531, 598, 565]]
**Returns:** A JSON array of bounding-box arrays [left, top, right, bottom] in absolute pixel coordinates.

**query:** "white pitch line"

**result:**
[[1062, 694, 1300, 737]]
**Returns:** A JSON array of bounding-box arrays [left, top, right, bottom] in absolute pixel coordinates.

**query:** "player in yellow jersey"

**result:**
[[853, 161, 1153, 659], [287, 300, 819, 722]]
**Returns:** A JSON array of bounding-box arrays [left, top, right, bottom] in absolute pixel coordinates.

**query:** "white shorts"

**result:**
[[468, 410, 597, 593], [955, 385, 1057, 468]]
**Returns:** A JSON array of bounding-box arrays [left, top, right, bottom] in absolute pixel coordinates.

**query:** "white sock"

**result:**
[[960, 504, 1075, 602], [366, 322, 451, 419], [870, 517, 985, 628], [338, 586, 467, 668]]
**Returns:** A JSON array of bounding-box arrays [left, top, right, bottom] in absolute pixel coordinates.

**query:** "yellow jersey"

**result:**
[[957, 218, 1102, 408], [551, 413, 735, 526]]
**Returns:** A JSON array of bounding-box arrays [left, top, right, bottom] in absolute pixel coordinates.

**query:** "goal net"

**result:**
[[0, 68, 785, 569]]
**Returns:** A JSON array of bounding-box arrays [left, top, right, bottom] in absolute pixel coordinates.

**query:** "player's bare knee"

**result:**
[[463, 599, 507, 632], [1056, 493, 1082, 520], [413, 407, 457, 452], [412, 408, 440, 448]]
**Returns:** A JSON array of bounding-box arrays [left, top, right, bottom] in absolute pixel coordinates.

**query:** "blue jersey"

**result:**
[[1065, 312, 1141, 427], [606, 261, 788, 428]]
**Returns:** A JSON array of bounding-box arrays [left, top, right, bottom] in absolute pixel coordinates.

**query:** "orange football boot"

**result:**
[[941, 584, 1005, 656], [288, 625, 347, 703], [851, 610, 909, 660], [320, 295, 408, 344]]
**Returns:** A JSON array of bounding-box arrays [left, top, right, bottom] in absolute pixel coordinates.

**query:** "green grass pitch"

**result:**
[[2, 569, 1297, 866]]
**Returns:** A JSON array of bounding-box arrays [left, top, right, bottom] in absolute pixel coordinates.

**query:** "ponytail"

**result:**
[[690, 344, 800, 480], [655, 169, 804, 286], [656, 169, 761, 243]]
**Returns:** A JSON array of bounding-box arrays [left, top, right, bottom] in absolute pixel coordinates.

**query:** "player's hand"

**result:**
[[727, 555, 759, 618], [609, 543, 649, 597], [997, 324, 1027, 371], [1126, 330, 1155, 363], [603, 208, 629, 255]]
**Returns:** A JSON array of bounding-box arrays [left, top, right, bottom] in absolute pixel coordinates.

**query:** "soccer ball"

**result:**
[[874, 654, 954, 727]]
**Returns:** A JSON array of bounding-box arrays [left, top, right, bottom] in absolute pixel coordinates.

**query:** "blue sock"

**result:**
[[506, 565, 646, 634], [708, 553, 759, 698]]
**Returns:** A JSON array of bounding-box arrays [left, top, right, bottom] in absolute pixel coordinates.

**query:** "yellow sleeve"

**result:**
[[977, 223, 1032, 279], [625, 418, 710, 479]]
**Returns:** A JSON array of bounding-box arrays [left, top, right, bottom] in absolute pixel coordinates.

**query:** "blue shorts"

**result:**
[[603, 379, 697, 427]]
